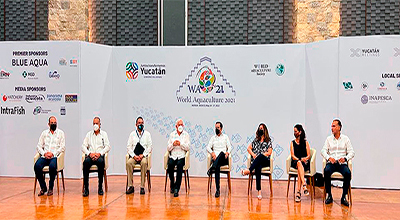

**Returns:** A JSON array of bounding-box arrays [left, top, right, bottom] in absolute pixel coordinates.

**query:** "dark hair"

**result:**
[[93, 116, 101, 123], [216, 121, 223, 129], [294, 124, 306, 145], [136, 116, 143, 124], [333, 119, 342, 131], [257, 123, 271, 143]]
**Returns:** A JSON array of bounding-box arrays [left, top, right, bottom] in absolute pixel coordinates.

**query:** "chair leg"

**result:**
[[164, 170, 168, 192], [187, 170, 190, 189], [269, 173, 273, 196], [61, 170, 65, 191], [227, 172, 231, 193], [293, 176, 297, 197], [308, 176, 313, 199], [184, 170, 188, 193], [147, 170, 151, 192], [34, 177, 37, 194], [104, 170, 108, 192], [56, 172, 60, 194], [250, 174, 253, 191], [323, 184, 326, 201], [312, 176, 315, 198], [349, 184, 352, 205], [286, 174, 291, 197], [247, 175, 251, 195]]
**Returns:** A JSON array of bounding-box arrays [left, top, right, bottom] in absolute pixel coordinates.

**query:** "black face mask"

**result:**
[[50, 123, 57, 131], [137, 124, 144, 131], [257, 129, 264, 137], [215, 128, 221, 135]]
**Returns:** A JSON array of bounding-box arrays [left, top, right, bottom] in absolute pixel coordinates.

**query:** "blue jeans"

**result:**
[[34, 157, 57, 191]]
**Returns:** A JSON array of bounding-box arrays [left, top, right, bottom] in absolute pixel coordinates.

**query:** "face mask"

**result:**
[[215, 128, 221, 135], [138, 124, 144, 131], [257, 129, 264, 137], [294, 132, 300, 138], [93, 124, 100, 131], [50, 123, 57, 131], [178, 125, 184, 133]]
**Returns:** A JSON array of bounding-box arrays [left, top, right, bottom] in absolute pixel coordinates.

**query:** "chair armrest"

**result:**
[[207, 153, 211, 170], [228, 154, 232, 171], [286, 154, 291, 174], [309, 149, 316, 175], [247, 154, 251, 169], [81, 153, 85, 163], [184, 151, 190, 170], [34, 153, 40, 164], [126, 154, 129, 163], [104, 153, 109, 170], [164, 151, 169, 170], [270, 151, 274, 173], [147, 152, 152, 170], [57, 152, 65, 171]]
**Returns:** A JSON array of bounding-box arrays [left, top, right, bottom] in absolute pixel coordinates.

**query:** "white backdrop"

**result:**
[[1, 37, 399, 189]]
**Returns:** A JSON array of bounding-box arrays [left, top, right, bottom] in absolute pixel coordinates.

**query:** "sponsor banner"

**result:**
[[1, 94, 23, 102], [47, 94, 63, 102], [14, 86, 46, 92], [32, 106, 51, 115], [49, 70, 60, 79], [126, 62, 166, 81], [0, 70, 11, 79], [21, 70, 38, 80], [65, 94, 78, 103], [0, 106, 26, 115], [25, 94, 45, 103]]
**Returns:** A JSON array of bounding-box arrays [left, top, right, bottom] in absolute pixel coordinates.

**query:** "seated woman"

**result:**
[[241, 123, 272, 200], [290, 124, 311, 202]]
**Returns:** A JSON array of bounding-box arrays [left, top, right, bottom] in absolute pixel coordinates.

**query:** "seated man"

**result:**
[[126, 116, 152, 195], [34, 116, 65, 196], [167, 119, 190, 197], [321, 119, 355, 207], [82, 117, 111, 197]]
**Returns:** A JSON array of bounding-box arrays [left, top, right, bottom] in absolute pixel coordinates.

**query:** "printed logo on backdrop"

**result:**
[[60, 106, 66, 116], [14, 86, 46, 92], [350, 48, 380, 57], [176, 56, 236, 108], [33, 106, 51, 115], [125, 61, 166, 82], [65, 94, 78, 103], [275, 64, 285, 76], [1, 94, 23, 102], [397, 82, 400, 90], [361, 81, 368, 91], [0, 106, 25, 115], [47, 94, 62, 102], [394, 48, 400, 57], [12, 50, 48, 67], [22, 70, 38, 80], [69, 58, 78, 67], [59, 58, 67, 66], [382, 73, 400, 79], [343, 81, 353, 91], [377, 81, 387, 90], [0, 70, 11, 79], [361, 94, 392, 104], [49, 70, 60, 79], [251, 64, 271, 76], [25, 94, 45, 103]]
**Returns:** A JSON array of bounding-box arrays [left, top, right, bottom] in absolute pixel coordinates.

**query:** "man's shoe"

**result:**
[[174, 189, 179, 197], [38, 189, 47, 196], [126, 186, 134, 194], [215, 190, 220, 198], [325, 194, 333, 204], [341, 197, 349, 207], [140, 188, 145, 195], [170, 188, 174, 194], [98, 187, 104, 196], [47, 189, 53, 196], [82, 189, 89, 197]]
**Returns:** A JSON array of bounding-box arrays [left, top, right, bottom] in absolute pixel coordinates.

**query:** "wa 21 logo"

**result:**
[[176, 56, 236, 108]]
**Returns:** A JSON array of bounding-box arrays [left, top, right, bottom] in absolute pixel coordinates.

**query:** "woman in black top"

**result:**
[[241, 123, 272, 200], [290, 124, 311, 202]]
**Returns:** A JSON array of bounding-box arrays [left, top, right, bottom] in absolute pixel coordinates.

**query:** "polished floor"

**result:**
[[0, 176, 399, 219]]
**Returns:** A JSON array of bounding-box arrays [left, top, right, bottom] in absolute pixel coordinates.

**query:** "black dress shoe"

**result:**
[[38, 189, 47, 196], [170, 188, 174, 194], [325, 194, 333, 204], [98, 187, 104, 196], [140, 188, 145, 195], [174, 189, 179, 197], [341, 197, 349, 207], [47, 189, 53, 196], [82, 189, 89, 197], [215, 190, 220, 198], [126, 186, 134, 194]]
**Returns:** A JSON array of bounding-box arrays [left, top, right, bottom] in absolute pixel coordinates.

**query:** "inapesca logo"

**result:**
[[33, 106, 51, 115], [275, 64, 285, 76], [343, 81, 353, 91], [378, 81, 387, 90], [176, 56, 236, 108], [0, 70, 11, 79], [49, 70, 60, 79], [22, 70, 37, 79], [361, 94, 392, 104], [47, 94, 62, 102], [59, 58, 67, 66], [25, 94, 45, 103], [350, 48, 380, 57], [361, 95, 368, 104], [126, 62, 139, 81], [251, 64, 271, 76], [65, 94, 78, 103], [361, 81, 368, 91], [1, 94, 23, 102], [0, 106, 25, 115]]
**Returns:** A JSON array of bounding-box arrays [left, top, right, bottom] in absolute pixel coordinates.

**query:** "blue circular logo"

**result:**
[[275, 64, 285, 76], [361, 95, 368, 104], [397, 82, 400, 90]]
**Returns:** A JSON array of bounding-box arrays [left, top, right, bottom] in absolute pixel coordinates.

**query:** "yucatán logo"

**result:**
[[0, 70, 10, 79], [275, 64, 285, 76], [65, 94, 78, 103], [0, 106, 25, 115], [22, 71, 37, 79], [343, 81, 353, 90], [25, 94, 45, 103], [47, 94, 62, 102], [350, 48, 380, 57], [1, 94, 23, 102], [49, 70, 60, 79], [125, 61, 166, 81], [33, 106, 51, 115], [126, 62, 139, 81], [176, 56, 236, 108]]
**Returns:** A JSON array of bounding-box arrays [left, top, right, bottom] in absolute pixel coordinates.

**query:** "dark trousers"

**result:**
[[83, 155, 105, 190], [167, 158, 185, 191], [249, 154, 270, 191], [34, 157, 57, 191], [324, 162, 351, 197], [210, 152, 229, 190]]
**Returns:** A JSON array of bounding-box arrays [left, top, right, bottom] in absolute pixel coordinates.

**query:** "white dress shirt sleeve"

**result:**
[[100, 131, 111, 156], [345, 137, 355, 161], [207, 136, 214, 154], [36, 130, 46, 156], [127, 132, 135, 157], [167, 132, 175, 152], [180, 132, 190, 151], [82, 132, 90, 156], [143, 132, 152, 157], [55, 130, 65, 157], [321, 137, 330, 160]]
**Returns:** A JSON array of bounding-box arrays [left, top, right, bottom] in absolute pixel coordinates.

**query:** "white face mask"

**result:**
[[178, 125, 184, 133], [93, 124, 100, 131]]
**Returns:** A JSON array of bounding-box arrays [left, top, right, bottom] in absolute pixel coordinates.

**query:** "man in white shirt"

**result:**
[[82, 117, 111, 197], [126, 116, 152, 195], [321, 119, 355, 207], [167, 119, 190, 197], [207, 121, 232, 198], [34, 116, 65, 196]]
